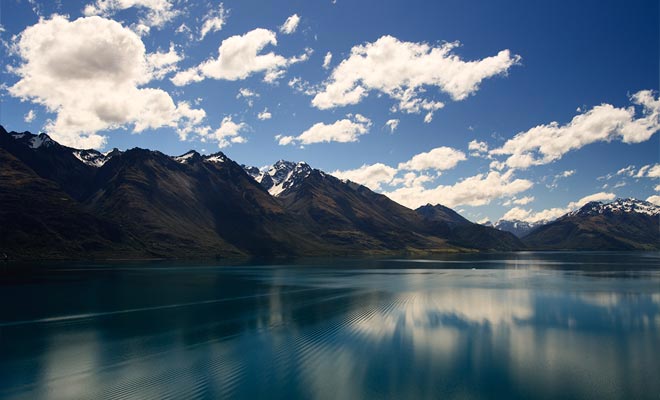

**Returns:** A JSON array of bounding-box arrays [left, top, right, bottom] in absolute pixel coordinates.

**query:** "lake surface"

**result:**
[[1, 252, 659, 399]]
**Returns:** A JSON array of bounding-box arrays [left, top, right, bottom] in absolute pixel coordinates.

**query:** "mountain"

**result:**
[[243, 160, 312, 196], [522, 199, 660, 250], [415, 204, 524, 251], [244, 162, 524, 253], [5, 125, 654, 260], [0, 147, 136, 259], [493, 219, 546, 238]]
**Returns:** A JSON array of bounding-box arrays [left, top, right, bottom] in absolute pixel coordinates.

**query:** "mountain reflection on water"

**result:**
[[1, 252, 659, 399]]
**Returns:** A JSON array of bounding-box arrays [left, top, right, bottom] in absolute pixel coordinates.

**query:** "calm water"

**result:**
[[1, 252, 659, 399]]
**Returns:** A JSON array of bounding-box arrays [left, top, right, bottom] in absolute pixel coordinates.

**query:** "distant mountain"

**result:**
[[493, 219, 546, 238], [523, 199, 660, 250], [244, 160, 312, 196]]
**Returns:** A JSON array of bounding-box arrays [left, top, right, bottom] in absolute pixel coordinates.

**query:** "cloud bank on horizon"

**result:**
[[1, 0, 658, 223]]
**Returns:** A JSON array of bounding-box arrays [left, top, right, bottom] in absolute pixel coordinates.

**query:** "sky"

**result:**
[[0, 0, 658, 223]]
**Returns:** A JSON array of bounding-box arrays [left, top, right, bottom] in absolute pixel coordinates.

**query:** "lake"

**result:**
[[1, 252, 659, 399]]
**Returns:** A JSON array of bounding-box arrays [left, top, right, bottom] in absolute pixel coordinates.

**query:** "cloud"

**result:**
[[398, 146, 466, 171], [172, 28, 309, 85], [503, 196, 535, 206], [383, 170, 533, 209], [468, 139, 488, 156], [257, 108, 272, 120], [322, 51, 332, 69], [312, 36, 520, 122], [500, 192, 616, 223], [146, 43, 182, 79], [279, 14, 300, 34], [8, 15, 206, 149], [566, 191, 616, 209], [385, 119, 399, 133], [491, 90, 660, 169], [23, 109, 36, 123], [331, 163, 398, 191], [648, 165, 660, 178], [202, 116, 248, 148], [199, 3, 228, 40], [648, 195, 660, 206], [83, 0, 178, 30], [278, 114, 371, 145]]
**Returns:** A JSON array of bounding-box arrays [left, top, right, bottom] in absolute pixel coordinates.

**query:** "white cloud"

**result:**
[[312, 36, 520, 122], [468, 139, 488, 156], [398, 146, 466, 171], [331, 163, 398, 191], [491, 90, 660, 169], [8, 15, 206, 149], [655, 184, 660, 192], [383, 170, 533, 209], [566, 192, 616, 209], [279, 14, 300, 34], [146, 43, 182, 79], [500, 192, 616, 223], [278, 114, 372, 145], [385, 119, 399, 133], [199, 3, 228, 40], [83, 0, 178, 30], [648, 195, 660, 206], [172, 28, 309, 85], [322, 51, 332, 69], [202, 116, 248, 148], [257, 108, 272, 120], [502, 196, 535, 206], [643, 164, 660, 178], [23, 109, 36, 123]]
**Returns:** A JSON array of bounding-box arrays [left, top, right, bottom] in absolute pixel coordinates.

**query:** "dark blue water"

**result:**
[[1, 252, 659, 399]]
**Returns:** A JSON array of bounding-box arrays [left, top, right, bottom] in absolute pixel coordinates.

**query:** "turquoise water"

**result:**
[[1, 252, 659, 399]]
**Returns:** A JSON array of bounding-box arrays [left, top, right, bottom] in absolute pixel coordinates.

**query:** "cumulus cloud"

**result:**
[[331, 163, 398, 191], [201, 116, 248, 148], [278, 114, 371, 145], [648, 195, 660, 206], [279, 14, 300, 34], [8, 15, 206, 149], [199, 3, 228, 40], [491, 90, 660, 169], [312, 36, 520, 122], [503, 196, 534, 206], [23, 109, 36, 123], [468, 139, 488, 156], [500, 192, 616, 223], [146, 43, 182, 79], [385, 119, 399, 133], [322, 51, 332, 69], [172, 28, 309, 85], [83, 0, 178, 30], [398, 146, 466, 171], [257, 107, 272, 120], [383, 170, 533, 209]]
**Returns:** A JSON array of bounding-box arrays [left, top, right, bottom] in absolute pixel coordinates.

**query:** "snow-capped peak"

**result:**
[[29, 133, 56, 149], [243, 160, 312, 196], [73, 149, 114, 168], [569, 198, 660, 217], [173, 150, 200, 164], [204, 152, 227, 164]]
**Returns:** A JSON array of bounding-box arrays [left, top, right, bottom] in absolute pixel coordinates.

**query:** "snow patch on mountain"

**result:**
[[568, 198, 660, 217], [243, 160, 312, 196]]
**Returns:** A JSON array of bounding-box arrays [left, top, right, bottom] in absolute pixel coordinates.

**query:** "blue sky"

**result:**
[[1, 0, 658, 223]]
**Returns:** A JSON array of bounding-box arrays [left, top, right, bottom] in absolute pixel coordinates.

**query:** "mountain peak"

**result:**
[[173, 150, 202, 164], [569, 198, 660, 218], [243, 160, 313, 196]]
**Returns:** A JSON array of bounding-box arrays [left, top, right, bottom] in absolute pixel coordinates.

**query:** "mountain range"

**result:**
[[0, 125, 658, 260]]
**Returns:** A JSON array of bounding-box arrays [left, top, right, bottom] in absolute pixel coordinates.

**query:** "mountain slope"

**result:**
[[415, 204, 524, 251], [0, 148, 136, 259], [493, 219, 546, 238], [523, 199, 660, 250]]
